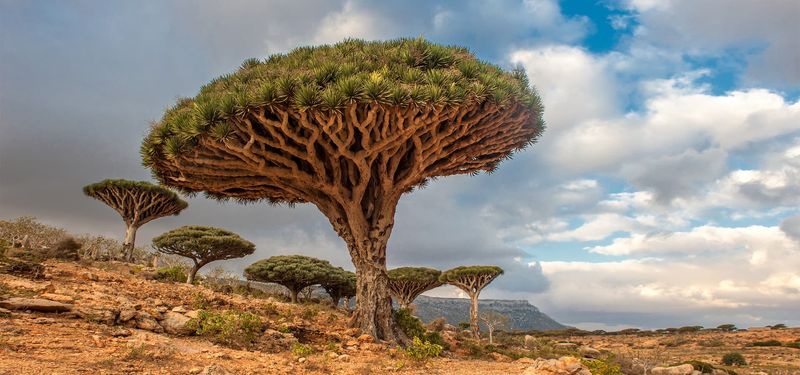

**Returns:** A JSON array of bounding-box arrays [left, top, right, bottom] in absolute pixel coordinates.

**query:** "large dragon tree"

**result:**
[[388, 267, 442, 309], [83, 179, 188, 262], [141, 38, 544, 342], [440, 265, 503, 338], [152, 226, 255, 284]]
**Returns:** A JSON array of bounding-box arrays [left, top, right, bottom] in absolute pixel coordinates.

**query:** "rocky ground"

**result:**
[[0, 260, 798, 374]]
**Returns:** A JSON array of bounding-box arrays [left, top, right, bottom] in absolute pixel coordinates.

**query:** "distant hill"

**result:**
[[408, 295, 565, 331]]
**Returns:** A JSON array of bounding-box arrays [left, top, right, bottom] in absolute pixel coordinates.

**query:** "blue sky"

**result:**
[[1, 0, 799, 330]]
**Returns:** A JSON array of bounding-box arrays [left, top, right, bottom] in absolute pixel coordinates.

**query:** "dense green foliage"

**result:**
[[750, 339, 782, 347], [582, 357, 624, 375], [244, 255, 336, 302], [152, 226, 255, 268], [388, 267, 441, 282], [187, 310, 263, 349], [154, 265, 188, 283], [405, 336, 443, 361], [320, 267, 356, 306], [439, 265, 504, 282], [83, 179, 187, 209], [141, 38, 543, 165], [722, 352, 747, 366], [394, 308, 426, 339]]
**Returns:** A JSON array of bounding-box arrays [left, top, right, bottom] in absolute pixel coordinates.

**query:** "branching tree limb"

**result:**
[[388, 267, 442, 309]]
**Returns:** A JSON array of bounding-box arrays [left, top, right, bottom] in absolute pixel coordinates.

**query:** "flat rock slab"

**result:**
[[0, 297, 72, 312]]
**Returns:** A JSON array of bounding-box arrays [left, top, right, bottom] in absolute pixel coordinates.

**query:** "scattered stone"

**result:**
[[39, 293, 74, 303], [298, 357, 306, 363], [91, 334, 103, 347], [345, 339, 359, 347], [0, 297, 72, 312], [326, 351, 338, 359], [516, 357, 537, 364], [110, 328, 132, 337], [185, 310, 200, 319], [357, 333, 374, 343], [160, 311, 192, 335], [32, 317, 56, 324], [171, 306, 188, 313], [489, 352, 512, 362], [443, 323, 457, 331], [579, 346, 601, 358], [262, 329, 298, 352], [118, 308, 137, 323], [81, 272, 99, 281], [0, 307, 12, 316], [337, 354, 351, 362], [523, 356, 591, 375], [651, 364, 695, 375], [188, 368, 203, 375], [202, 364, 234, 375]]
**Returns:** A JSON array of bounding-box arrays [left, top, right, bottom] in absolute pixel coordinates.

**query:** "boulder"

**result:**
[[651, 364, 695, 375], [39, 293, 74, 303], [522, 356, 591, 375], [489, 352, 512, 362], [134, 311, 163, 333], [160, 312, 193, 335], [0, 297, 72, 312], [118, 308, 137, 323], [553, 342, 579, 351], [579, 346, 601, 358], [524, 335, 537, 349], [75, 306, 118, 325]]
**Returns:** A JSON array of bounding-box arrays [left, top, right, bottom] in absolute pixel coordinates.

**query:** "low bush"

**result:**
[[783, 341, 800, 349], [427, 317, 446, 332], [699, 339, 724, 347], [187, 310, 263, 349], [394, 308, 425, 339], [582, 356, 624, 375], [154, 266, 188, 283], [405, 336, 443, 361], [750, 340, 782, 347], [721, 352, 746, 366], [682, 360, 716, 373], [291, 342, 314, 357]]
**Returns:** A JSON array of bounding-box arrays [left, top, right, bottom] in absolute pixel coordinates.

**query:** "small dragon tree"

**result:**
[[244, 255, 334, 303], [440, 266, 503, 338], [83, 179, 188, 262], [388, 267, 442, 309], [321, 267, 356, 307], [152, 226, 255, 284], [141, 38, 543, 342], [479, 310, 508, 344]]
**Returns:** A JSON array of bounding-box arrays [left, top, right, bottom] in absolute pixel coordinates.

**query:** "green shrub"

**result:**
[[292, 342, 314, 357], [721, 352, 746, 366], [394, 308, 425, 339], [405, 336, 442, 361], [187, 310, 263, 349], [750, 340, 782, 347], [155, 266, 188, 283], [423, 331, 450, 351], [458, 322, 471, 330], [682, 360, 716, 373], [582, 357, 624, 375], [784, 341, 800, 349]]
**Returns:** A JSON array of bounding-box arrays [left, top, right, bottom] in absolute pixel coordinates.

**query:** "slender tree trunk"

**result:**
[[289, 288, 299, 303], [122, 225, 138, 262], [332, 296, 341, 308], [488, 327, 494, 344], [470, 292, 480, 338]]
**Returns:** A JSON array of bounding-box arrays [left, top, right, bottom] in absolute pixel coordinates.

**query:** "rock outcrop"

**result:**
[[522, 356, 591, 375]]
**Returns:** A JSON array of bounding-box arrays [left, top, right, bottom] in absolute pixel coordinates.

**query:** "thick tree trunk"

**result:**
[[469, 293, 480, 338], [351, 257, 403, 342], [122, 225, 138, 262], [187, 264, 199, 285]]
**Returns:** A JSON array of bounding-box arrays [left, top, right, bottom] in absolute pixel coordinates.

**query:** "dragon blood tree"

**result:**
[[321, 267, 356, 307], [83, 179, 188, 262], [388, 267, 442, 309], [244, 255, 334, 303], [152, 226, 255, 284], [141, 38, 544, 342], [440, 266, 504, 338]]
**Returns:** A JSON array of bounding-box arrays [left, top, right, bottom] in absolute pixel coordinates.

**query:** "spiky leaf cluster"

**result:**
[[244, 255, 336, 294], [152, 226, 255, 265], [83, 179, 187, 208], [388, 267, 441, 283], [141, 37, 543, 167], [82, 179, 188, 226], [439, 266, 503, 282]]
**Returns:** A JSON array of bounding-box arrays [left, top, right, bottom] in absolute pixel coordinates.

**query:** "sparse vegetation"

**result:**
[[750, 339, 782, 347], [154, 265, 188, 283], [291, 342, 314, 357], [187, 310, 263, 349], [582, 356, 624, 375]]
